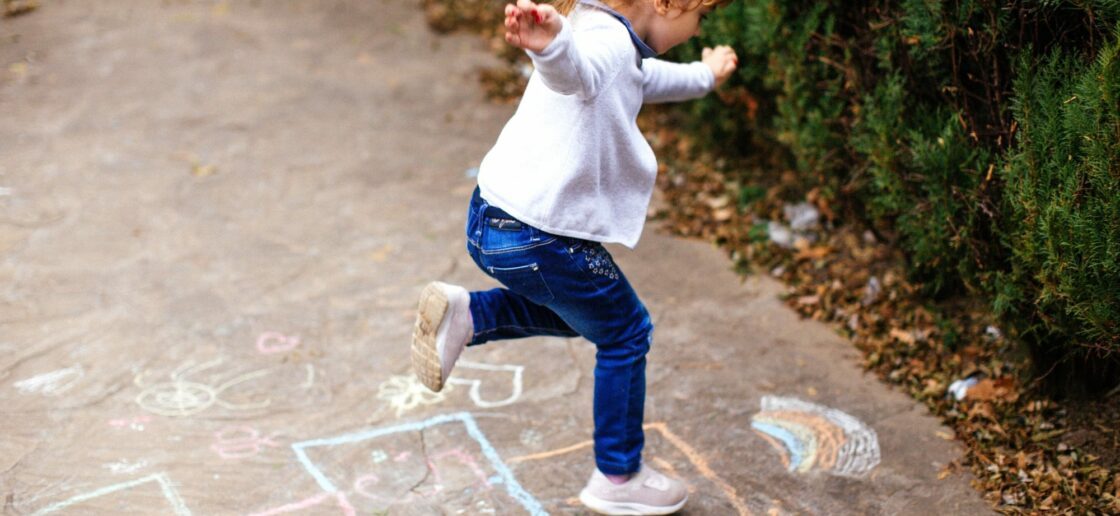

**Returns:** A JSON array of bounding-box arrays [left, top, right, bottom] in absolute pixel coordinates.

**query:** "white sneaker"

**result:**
[[411, 281, 472, 392], [579, 465, 688, 515]]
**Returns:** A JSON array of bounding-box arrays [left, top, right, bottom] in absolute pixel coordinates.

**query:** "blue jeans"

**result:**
[[465, 187, 651, 476]]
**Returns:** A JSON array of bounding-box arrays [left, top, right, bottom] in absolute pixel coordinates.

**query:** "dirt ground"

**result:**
[[0, 1, 992, 514]]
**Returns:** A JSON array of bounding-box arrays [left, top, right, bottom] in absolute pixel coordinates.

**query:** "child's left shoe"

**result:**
[[578, 465, 688, 515], [411, 281, 472, 392]]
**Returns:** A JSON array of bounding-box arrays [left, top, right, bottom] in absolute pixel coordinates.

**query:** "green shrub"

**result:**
[[670, 0, 1120, 392], [997, 33, 1120, 394], [853, 74, 994, 295]]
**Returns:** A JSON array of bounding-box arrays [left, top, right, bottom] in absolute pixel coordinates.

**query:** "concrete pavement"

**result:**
[[0, 1, 990, 514]]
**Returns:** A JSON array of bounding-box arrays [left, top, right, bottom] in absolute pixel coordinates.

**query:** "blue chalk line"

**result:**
[[291, 411, 546, 515]]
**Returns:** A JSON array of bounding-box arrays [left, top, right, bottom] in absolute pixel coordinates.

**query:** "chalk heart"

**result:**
[[446, 360, 524, 409]]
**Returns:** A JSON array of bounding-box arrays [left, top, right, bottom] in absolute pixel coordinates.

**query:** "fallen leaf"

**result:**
[[965, 377, 1018, 402], [797, 295, 820, 306], [795, 245, 832, 261], [889, 327, 916, 345]]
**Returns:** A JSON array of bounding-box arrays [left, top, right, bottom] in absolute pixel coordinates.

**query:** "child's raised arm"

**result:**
[[503, 0, 562, 53], [504, 0, 634, 100]]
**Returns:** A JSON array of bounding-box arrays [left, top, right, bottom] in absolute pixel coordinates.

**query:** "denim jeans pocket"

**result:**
[[487, 263, 555, 305], [479, 221, 556, 255]]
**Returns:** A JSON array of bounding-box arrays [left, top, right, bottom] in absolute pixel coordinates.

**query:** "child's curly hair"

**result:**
[[551, 0, 730, 16]]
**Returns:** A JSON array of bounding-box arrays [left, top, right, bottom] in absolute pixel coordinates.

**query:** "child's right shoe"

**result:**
[[411, 281, 472, 392], [578, 465, 688, 515]]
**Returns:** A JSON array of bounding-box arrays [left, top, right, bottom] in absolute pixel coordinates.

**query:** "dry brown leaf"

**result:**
[[889, 327, 916, 345], [795, 245, 832, 261], [965, 377, 1019, 402], [797, 295, 820, 306]]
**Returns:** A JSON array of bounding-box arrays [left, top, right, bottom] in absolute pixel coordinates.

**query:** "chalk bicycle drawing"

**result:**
[[133, 358, 272, 417]]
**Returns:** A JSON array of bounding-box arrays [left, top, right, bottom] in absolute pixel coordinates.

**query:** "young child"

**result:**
[[411, 0, 736, 513]]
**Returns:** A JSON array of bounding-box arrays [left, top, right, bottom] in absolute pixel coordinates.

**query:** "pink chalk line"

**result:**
[[256, 332, 300, 354]]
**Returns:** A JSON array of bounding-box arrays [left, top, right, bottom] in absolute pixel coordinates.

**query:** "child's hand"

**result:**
[[702, 46, 738, 88], [504, 0, 562, 53]]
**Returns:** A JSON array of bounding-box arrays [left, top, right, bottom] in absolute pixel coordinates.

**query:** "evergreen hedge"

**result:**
[[672, 1, 1120, 395]]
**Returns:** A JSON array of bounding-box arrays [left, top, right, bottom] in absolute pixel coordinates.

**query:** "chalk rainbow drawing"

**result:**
[[750, 396, 880, 477], [447, 360, 524, 408], [30, 472, 190, 515], [289, 411, 545, 515]]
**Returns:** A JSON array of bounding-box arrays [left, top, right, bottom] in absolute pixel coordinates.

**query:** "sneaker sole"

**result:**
[[411, 282, 448, 392], [578, 490, 687, 515]]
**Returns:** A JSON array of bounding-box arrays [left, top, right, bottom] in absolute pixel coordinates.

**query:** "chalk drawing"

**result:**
[[374, 361, 523, 414], [371, 449, 388, 464], [108, 415, 152, 431], [211, 425, 281, 460], [447, 360, 524, 408], [14, 365, 84, 395], [102, 459, 148, 475], [426, 447, 493, 494], [249, 491, 355, 516], [134, 358, 271, 417], [520, 428, 543, 449], [31, 472, 190, 515], [256, 332, 301, 354], [376, 374, 453, 417], [508, 422, 753, 516], [302, 364, 315, 388], [351, 446, 490, 505], [750, 396, 880, 477], [352, 474, 393, 503], [290, 412, 545, 515]]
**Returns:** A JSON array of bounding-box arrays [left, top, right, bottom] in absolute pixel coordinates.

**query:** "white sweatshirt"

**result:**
[[476, 4, 715, 248]]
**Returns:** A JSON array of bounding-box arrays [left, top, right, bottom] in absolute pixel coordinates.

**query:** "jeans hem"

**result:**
[[595, 459, 641, 476]]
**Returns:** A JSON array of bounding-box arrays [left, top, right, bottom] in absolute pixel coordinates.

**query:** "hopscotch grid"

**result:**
[[289, 412, 545, 515], [31, 472, 191, 516]]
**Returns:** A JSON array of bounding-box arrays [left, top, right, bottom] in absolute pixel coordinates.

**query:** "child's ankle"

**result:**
[[604, 472, 631, 485]]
